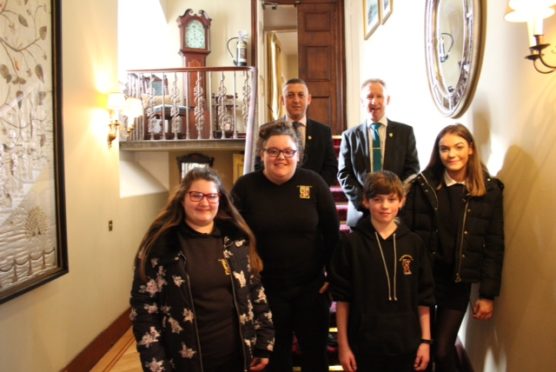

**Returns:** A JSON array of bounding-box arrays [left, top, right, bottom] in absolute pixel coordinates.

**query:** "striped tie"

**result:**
[[371, 123, 382, 172], [292, 121, 305, 146]]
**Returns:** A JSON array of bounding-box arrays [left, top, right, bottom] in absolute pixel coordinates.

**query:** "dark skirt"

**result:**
[[433, 264, 471, 311]]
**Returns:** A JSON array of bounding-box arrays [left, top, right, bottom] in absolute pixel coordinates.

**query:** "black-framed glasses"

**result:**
[[188, 191, 220, 203], [263, 147, 297, 158]]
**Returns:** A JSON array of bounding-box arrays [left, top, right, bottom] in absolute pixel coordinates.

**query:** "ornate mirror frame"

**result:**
[[425, 0, 484, 117]]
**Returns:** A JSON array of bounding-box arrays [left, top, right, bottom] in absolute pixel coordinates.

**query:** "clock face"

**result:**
[[185, 20, 206, 49]]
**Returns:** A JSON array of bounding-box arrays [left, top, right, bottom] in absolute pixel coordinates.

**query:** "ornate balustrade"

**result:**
[[121, 66, 257, 173]]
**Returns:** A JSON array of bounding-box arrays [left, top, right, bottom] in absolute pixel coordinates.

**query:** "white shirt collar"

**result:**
[[285, 115, 307, 126], [443, 171, 466, 187], [365, 116, 388, 128]]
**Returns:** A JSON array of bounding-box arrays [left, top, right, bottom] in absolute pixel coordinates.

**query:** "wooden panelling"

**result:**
[[298, 1, 346, 135]]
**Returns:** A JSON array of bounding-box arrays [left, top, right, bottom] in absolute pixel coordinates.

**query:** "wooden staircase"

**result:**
[[327, 136, 349, 369], [331, 135, 350, 234], [331, 184, 350, 234], [291, 136, 348, 370]]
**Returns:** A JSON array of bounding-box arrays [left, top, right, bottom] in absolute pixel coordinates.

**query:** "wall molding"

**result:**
[[61, 307, 131, 372]]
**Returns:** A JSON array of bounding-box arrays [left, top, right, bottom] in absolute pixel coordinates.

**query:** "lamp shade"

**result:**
[[506, 0, 556, 18], [123, 97, 143, 120], [107, 92, 126, 110]]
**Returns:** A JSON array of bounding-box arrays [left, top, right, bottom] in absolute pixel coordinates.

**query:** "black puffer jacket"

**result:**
[[401, 170, 505, 298], [130, 222, 274, 372]]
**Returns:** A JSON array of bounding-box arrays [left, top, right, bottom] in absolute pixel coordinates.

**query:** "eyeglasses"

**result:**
[[263, 148, 297, 158], [188, 191, 220, 203]]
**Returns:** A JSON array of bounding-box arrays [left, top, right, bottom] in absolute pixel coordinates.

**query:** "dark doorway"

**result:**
[[251, 0, 346, 135]]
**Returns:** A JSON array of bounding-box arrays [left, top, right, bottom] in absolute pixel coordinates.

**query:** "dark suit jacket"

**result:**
[[302, 119, 338, 185], [255, 119, 338, 185], [338, 119, 420, 226]]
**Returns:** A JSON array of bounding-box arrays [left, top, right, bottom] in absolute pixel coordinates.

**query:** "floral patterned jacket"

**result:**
[[130, 223, 274, 372]]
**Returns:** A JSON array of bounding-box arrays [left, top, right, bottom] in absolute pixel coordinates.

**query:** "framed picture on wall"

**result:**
[[381, 0, 393, 24], [177, 153, 214, 180], [0, 0, 68, 304], [364, 0, 381, 39]]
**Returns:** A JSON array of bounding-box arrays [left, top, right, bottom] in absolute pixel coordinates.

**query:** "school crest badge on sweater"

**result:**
[[399, 254, 414, 275], [298, 185, 312, 199]]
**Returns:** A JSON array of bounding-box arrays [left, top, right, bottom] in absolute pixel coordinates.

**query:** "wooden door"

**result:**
[[297, 0, 345, 135], [251, 0, 346, 135]]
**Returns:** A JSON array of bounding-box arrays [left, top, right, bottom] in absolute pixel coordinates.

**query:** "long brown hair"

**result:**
[[425, 124, 487, 196], [136, 167, 262, 281]]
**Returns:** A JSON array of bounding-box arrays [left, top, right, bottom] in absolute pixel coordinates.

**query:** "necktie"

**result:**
[[292, 121, 305, 146], [371, 123, 382, 172]]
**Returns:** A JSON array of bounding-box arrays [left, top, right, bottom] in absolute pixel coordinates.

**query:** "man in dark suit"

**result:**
[[256, 78, 338, 185], [338, 78, 420, 226]]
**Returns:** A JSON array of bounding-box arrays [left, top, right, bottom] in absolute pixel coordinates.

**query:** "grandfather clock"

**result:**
[[177, 9, 212, 138], [178, 9, 211, 67]]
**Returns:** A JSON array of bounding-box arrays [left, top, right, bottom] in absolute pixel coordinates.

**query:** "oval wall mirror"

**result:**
[[425, 0, 484, 117]]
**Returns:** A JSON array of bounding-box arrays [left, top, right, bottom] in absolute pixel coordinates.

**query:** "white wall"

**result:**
[[345, 0, 556, 371], [119, 0, 248, 68], [119, 0, 253, 193], [0, 1, 243, 370], [0, 0, 168, 370], [120, 0, 252, 70]]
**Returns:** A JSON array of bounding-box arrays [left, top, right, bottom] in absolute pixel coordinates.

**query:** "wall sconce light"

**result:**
[[505, 0, 556, 73], [107, 92, 143, 147]]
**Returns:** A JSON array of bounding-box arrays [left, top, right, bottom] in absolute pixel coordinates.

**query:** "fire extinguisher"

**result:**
[[227, 31, 248, 66]]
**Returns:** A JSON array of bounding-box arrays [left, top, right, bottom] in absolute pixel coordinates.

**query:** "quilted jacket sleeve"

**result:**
[[249, 271, 275, 358], [479, 179, 505, 298], [130, 256, 173, 372]]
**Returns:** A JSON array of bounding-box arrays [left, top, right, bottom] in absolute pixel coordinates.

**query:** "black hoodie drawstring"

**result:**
[[374, 232, 398, 301]]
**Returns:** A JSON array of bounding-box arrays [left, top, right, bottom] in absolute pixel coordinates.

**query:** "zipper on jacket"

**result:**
[[180, 252, 205, 372], [454, 200, 469, 283], [225, 254, 249, 372], [374, 232, 398, 301], [419, 174, 441, 257], [419, 174, 439, 209]]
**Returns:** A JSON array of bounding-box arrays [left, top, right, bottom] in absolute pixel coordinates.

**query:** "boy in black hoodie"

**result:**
[[331, 171, 434, 372]]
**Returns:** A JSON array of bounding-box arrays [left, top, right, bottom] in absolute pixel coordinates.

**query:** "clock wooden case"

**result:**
[[178, 9, 212, 67], [177, 9, 212, 138]]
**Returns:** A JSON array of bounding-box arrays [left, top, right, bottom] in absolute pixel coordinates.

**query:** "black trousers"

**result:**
[[265, 286, 331, 372], [202, 350, 244, 372], [354, 352, 415, 372]]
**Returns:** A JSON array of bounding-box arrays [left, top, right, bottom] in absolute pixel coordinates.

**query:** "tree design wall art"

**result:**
[[0, 0, 67, 304]]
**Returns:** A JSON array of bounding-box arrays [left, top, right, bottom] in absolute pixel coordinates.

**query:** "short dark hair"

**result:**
[[256, 120, 303, 156], [283, 78, 308, 89], [363, 170, 404, 200]]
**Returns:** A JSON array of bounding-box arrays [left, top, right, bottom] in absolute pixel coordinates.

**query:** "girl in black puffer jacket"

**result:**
[[401, 124, 504, 372]]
